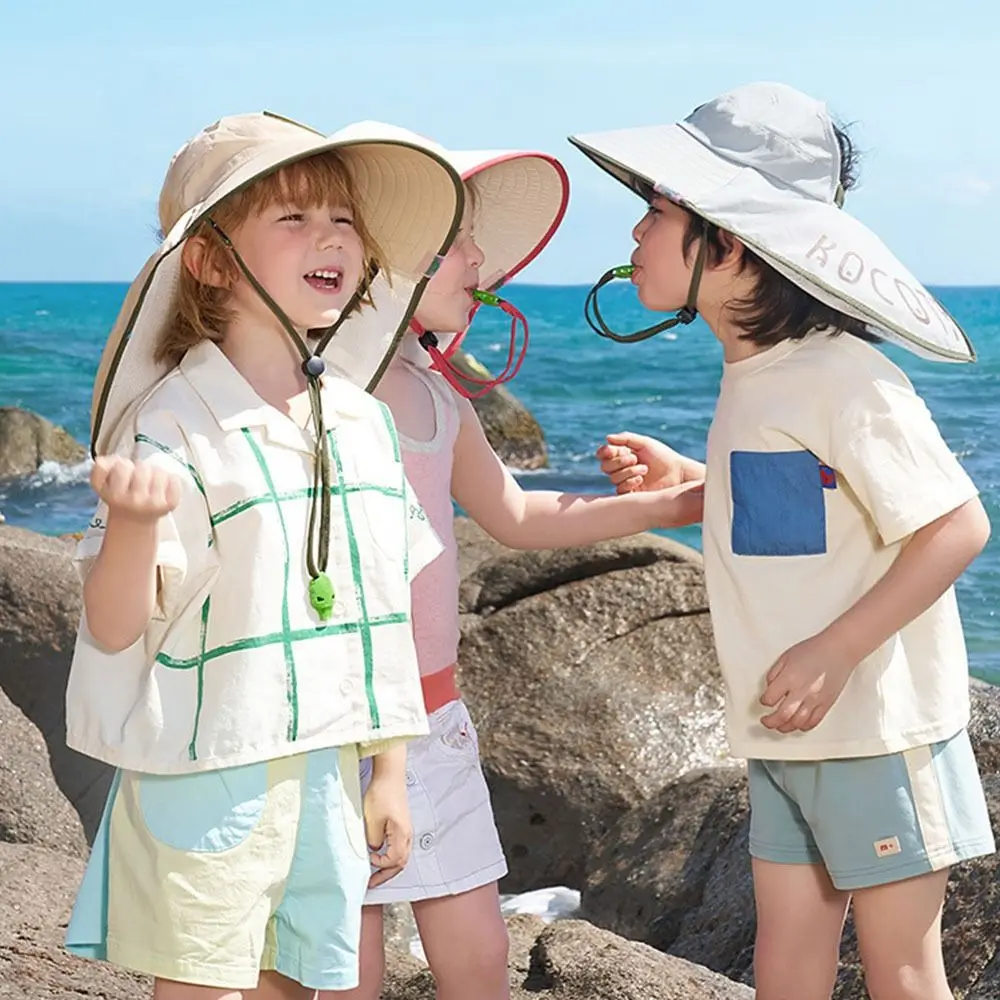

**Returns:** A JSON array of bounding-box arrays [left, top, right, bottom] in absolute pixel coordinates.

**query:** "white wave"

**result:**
[[408, 886, 580, 962], [26, 458, 93, 488], [35, 309, 50, 316], [501, 886, 581, 921]]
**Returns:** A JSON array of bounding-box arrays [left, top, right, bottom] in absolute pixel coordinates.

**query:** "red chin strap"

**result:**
[[413, 291, 529, 399]]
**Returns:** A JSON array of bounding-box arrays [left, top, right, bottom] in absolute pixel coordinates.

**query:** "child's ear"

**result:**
[[182, 237, 230, 289], [716, 231, 747, 271]]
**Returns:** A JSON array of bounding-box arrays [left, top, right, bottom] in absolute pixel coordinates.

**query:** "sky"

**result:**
[[1, 0, 997, 285]]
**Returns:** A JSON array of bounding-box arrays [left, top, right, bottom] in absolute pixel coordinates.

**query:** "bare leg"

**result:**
[[752, 858, 851, 1000], [853, 868, 953, 1000], [413, 884, 509, 1000]]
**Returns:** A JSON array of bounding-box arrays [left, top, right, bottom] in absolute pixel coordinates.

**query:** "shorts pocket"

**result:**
[[137, 763, 268, 853], [434, 701, 481, 761], [730, 450, 830, 557]]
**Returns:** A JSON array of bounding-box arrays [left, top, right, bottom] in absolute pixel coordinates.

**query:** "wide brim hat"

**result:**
[[90, 112, 465, 455], [568, 82, 973, 363], [323, 143, 569, 382]]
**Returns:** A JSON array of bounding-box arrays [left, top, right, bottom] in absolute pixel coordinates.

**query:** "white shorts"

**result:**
[[360, 699, 507, 904]]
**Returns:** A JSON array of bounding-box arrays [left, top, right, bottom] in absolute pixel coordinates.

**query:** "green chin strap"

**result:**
[[208, 218, 366, 622], [584, 221, 709, 344]]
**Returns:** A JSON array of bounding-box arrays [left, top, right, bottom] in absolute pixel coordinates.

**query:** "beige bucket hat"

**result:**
[[323, 140, 569, 388], [90, 112, 466, 456]]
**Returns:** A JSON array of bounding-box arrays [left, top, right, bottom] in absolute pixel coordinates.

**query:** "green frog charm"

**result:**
[[308, 572, 335, 622]]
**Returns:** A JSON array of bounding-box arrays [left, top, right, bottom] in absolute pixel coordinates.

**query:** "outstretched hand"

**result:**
[[596, 432, 704, 494]]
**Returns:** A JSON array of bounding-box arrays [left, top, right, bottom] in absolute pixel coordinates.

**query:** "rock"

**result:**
[[507, 912, 549, 980], [0, 408, 87, 479], [455, 514, 508, 580], [384, 948, 432, 999], [0, 842, 148, 998], [382, 916, 752, 1000], [453, 349, 548, 470], [524, 920, 754, 999], [0, 690, 87, 857], [582, 767, 750, 954], [581, 685, 1000, 998], [969, 679, 1000, 775], [382, 902, 419, 960], [0, 526, 113, 844], [455, 518, 730, 891]]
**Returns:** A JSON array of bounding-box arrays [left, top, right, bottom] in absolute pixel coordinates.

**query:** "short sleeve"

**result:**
[[404, 474, 443, 582], [74, 406, 216, 621], [829, 377, 978, 546]]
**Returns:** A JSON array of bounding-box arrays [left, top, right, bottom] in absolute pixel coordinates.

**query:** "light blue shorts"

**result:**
[[65, 745, 370, 991], [748, 728, 995, 890]]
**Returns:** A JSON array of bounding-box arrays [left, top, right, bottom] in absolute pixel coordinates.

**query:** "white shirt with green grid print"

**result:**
[[67, 340, 441, 775]]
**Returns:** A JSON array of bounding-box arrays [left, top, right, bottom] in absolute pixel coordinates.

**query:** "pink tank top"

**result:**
[[377, 363, 460, 677]]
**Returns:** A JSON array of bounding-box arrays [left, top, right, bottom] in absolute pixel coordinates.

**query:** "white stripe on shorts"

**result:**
[[903, 743, 960, 869]]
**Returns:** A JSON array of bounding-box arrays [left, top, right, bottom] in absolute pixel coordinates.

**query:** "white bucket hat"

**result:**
[[90, 112, 466, 456], [568, 82, 974, 363], [323, 140, 569, 390]]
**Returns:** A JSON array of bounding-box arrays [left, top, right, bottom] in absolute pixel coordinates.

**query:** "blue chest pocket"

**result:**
[[730, 451, 834, 557]]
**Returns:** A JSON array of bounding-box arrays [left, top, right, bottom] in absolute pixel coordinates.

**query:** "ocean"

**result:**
[[3, 280, 1000, 682]]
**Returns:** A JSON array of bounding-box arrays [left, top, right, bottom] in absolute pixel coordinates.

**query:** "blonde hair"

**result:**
[[157, 151, 384, 366]]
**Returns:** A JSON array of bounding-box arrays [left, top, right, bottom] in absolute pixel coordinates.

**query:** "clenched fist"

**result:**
[[90, 456, 182, 521]]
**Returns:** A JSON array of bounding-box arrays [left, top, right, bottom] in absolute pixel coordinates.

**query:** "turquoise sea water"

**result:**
[[3, 281, 1000, 680]]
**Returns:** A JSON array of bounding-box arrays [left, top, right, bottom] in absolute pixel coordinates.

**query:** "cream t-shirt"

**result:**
[[702, 332, 978, 760]]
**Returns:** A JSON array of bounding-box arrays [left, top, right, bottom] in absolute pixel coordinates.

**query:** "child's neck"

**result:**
[[702, 301, 770, 364], [219, 315, 312, 418]]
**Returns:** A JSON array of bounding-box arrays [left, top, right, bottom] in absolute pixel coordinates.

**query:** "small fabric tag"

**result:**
[[819, 464, 838, 489], [874, 836, 902, 858]]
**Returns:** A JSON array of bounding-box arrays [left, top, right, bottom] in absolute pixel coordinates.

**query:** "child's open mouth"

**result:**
[[305, 268, 343, 293]]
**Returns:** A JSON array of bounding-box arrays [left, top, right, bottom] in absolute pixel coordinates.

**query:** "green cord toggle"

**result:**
[[611, 265, 635, 279], [472, 289, 502, 307], [308, 573, 335, 621]]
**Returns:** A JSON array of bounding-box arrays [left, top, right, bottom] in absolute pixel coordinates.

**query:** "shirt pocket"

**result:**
[[730, 450, 833, 557], [337, 441, 407, 565]]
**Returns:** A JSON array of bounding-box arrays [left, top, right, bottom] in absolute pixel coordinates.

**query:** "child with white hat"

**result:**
[[581, 82, 995, 1000], [63, 111, 467, 999], [328, 140, 705, 1000]]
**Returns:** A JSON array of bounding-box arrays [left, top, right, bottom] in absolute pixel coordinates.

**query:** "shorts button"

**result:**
[[405, 771, 417, 787], [419, 832, 435, 850], [339, 678, 354, 695], [332, 601, 347, 619]]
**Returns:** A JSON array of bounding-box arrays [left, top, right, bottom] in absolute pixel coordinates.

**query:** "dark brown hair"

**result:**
[[682, 123, 879, 347]]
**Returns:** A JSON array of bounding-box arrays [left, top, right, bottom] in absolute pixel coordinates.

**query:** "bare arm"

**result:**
[[450, 395, 703, 550], [825, 497, 990, 663], [83, 515, 160, 651], [761, 497, 990, 731], [82, 456, 181, 652]]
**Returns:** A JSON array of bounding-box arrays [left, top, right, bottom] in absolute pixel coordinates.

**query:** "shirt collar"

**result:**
[[180, 341, 373, 453]]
